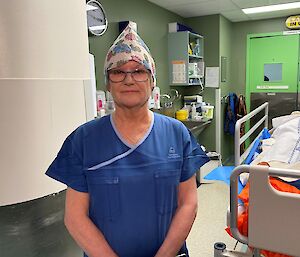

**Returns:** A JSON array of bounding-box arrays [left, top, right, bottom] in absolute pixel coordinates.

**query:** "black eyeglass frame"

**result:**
[[107, 68, 151, 83]]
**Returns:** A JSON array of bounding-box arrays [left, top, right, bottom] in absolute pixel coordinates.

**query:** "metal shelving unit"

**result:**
[[168, 31, 204, 87]]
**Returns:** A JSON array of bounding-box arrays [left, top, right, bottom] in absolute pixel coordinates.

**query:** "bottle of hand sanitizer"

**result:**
[[191, 103, 197, 120], [152, 86, 160, 109]]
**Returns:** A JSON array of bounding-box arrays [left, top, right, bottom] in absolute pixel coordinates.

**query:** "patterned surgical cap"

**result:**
[[104, 24, 156, 86]]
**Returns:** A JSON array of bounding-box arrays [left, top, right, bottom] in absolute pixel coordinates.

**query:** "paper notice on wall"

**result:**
[[205, 67, 219, 88], [172, 60, 186, 84]]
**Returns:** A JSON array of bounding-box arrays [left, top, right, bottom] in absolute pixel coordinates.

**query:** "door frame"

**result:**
[[245, 31, 300, 113]]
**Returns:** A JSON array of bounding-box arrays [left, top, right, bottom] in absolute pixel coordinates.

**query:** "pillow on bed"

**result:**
[[272, 112, 300, 128], [261, 117, 300, 164]]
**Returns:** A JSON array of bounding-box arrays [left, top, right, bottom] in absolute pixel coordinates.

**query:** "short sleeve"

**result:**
[[45, 130, 88, 192], [180, 128, 209, 182]]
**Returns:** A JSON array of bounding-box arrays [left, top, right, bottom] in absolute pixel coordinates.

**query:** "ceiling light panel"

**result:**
[[222, 9, 249, 22], [246, 8, 300, 20], [243, 1, 300, 14], [231, 0, 300, 9]]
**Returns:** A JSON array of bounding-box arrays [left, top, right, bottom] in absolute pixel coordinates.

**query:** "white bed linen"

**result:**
[[262, 117, 300, 164], [240, 114, 300, 185]]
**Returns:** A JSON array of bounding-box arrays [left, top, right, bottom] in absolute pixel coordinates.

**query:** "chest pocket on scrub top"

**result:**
[[154, 169, 181, 215], [86, 174, 121, 220]]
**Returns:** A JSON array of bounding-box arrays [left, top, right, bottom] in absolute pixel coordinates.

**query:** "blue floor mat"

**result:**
[[204, 166, 244, 194]]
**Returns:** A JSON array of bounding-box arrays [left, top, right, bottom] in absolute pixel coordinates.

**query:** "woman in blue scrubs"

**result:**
[[46, 24, 209, 257]]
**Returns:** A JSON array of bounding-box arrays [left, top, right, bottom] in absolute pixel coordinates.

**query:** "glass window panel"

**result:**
[[264, 63, 282, 82]]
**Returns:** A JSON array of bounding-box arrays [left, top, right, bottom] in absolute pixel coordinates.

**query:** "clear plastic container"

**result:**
[[152, 86, 160, 109], [191, 103, 197, 120], [105, 91, 115, 114], [202, 105, 214, 119]]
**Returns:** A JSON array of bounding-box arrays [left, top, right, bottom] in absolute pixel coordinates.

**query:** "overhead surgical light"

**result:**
[[86, 4, 98, 11], [242, 2, 300, 14]]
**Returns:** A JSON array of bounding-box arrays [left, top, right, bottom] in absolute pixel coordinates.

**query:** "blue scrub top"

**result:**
[[46, 113, 209, 257]]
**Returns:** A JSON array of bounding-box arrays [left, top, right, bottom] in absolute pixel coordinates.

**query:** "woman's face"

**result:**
[[107, 61, 153, 110]]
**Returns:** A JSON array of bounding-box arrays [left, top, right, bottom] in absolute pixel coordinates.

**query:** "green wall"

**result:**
[[219, 15, 234, 163], [219, 17, 287, 163], [88, 1, 221, 153], [185, 16, 288, 162], [88, 1, 290, 162], [89, 0, 185, 95]]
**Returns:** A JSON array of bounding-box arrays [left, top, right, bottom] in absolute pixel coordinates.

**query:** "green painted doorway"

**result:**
[[246, 32, 300, 126]]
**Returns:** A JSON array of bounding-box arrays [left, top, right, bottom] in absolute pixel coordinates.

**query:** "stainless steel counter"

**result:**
[[181, 119, 211, 137], [151, 109, 211, 137]]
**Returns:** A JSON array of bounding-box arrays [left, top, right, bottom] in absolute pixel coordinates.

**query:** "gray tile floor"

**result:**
[[187, 161, 237, 257]]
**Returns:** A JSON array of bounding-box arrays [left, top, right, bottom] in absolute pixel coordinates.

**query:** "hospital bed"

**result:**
[[213, 102, 300, 257]]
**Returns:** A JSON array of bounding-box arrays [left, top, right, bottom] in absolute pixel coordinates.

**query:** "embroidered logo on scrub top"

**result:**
[[168, 147, 180, 159]]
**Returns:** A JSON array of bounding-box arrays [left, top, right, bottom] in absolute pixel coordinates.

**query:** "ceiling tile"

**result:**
[[146, 0, 300, 22], [170, 0, 237, 17], [222, 9, 250, 22], [148, 0, 208, 8], [230, 0, 269, 9]]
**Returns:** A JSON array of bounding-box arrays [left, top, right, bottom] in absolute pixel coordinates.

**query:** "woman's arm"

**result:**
[[155, 175, 198, 257], [64, 187, 118, 257]]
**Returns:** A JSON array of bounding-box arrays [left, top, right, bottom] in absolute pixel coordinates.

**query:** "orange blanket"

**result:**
[[226, 177, 300, 257]]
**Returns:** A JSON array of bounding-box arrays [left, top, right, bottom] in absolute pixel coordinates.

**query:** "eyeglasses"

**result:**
[[108, 69, 150, 83]]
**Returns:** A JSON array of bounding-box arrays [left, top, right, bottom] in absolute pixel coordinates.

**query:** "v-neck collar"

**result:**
[[110, 111, 154, 149]]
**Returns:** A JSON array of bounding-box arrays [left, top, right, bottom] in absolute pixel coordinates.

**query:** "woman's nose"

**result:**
[[123, 72, 134, 84]]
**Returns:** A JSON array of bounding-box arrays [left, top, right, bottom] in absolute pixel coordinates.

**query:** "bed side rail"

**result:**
[[234, 102, 268, 166], [230, 165, 250, 244], [230, 165, 300, 256]]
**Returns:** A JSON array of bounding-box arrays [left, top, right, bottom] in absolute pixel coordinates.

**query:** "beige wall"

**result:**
[[0, 0, 90, 205]]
